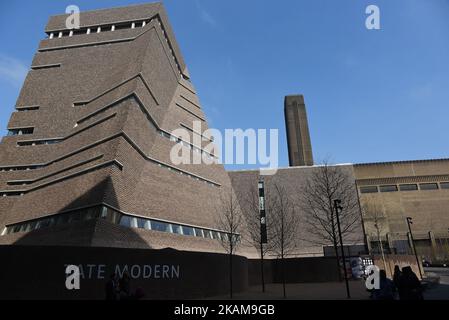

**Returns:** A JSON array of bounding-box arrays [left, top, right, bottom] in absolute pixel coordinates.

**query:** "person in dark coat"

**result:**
[[105, 273, 119, 300], [372, 270, 395, 300], [399, 266, 423, 300], [393, 265, 403, 299], [119, 272, 132, 300]]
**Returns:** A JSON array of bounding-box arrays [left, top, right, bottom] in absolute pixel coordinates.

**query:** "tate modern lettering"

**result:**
[[64, 264, 181, 280]]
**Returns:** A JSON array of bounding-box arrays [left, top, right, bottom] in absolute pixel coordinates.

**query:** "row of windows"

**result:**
[[7, 128, 34, 136], [12, 122, 215, 159], [360, 182, 449, 194], [47, 20, 150, 39], [17, 139, 62, 146], [154, 161, 219, 187], [180, 124, 214, 143], [0, 192, 24, 197], [159, 130, 217, 160], [0, 165, 43, 172], [46, 17, 183, 77], [1, 206, 238, 243], [16, 106, 40, 112]]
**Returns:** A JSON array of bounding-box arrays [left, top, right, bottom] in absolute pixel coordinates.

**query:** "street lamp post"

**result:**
[[258, 178, 268, 293], [334, 199, 351, 299], [406, 217, 423, 279]]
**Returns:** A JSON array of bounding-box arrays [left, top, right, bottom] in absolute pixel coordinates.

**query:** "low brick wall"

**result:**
[[0, 245, 248, 300], [248, 257, 340, 285]]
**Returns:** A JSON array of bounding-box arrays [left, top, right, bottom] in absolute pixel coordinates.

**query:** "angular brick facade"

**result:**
[[0, 3, 242, 254]]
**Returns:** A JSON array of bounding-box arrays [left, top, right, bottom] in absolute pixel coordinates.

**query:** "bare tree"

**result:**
[[241, 181, 271, 292], [215, 188, 244, 299], [301, 160, 361, 278], [266, 179, 300, 299], [362, 199, 388, 272]]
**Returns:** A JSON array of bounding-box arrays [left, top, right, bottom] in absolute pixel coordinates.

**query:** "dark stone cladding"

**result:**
[[0, 2, 244, 254]]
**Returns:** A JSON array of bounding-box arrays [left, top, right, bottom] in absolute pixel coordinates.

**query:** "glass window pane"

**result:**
[[194, 228, 204, 237], [56, 214, 70, 226], [182, 226, 195, 236], [399, 184, 418, 191], [441, 182, 449, 190], [103, 209, 121, 224], [39, 219, 50, 229], [171, 224, 182, 234], [28, 221, 37, 231], [151, 220, 170, 232], [420, 183, 439, 191], [360, 186, 378, 194], [130, 217, 138, 228], [379, 185, 398, 193], [204, 230, 213, 239], [119, 215, 132, 228], [136, 218, 146, 229]]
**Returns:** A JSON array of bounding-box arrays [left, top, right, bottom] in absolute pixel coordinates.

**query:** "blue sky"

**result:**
[[0, 0, 448, 170]]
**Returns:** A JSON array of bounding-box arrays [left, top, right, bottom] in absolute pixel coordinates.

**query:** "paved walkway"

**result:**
[[423, 267, 449, 300], [207, 280, 370, 300]]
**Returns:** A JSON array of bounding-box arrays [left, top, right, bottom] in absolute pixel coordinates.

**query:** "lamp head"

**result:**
[[334, 199, 343, 211]]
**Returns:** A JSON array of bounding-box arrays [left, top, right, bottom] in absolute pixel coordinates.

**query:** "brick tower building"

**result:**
[[284, 95, 314, 167], [0, 3, 236, 252]]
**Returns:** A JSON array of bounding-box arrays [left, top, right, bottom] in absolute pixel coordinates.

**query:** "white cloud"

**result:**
[[195, 0, 218, 27], [0, 54, 28, 88]]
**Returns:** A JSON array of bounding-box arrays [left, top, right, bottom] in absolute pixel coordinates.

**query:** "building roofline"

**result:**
[[227, 163, 354, 173], [354, 157, 449, 167], [47, 2, 162, 20]]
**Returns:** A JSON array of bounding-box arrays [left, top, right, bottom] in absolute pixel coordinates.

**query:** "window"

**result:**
[[73, 29, 87, 36], [194, 228, 204, 237], [136, 218, 146, 229], [420, 183, 439, 191], [39, 218, 51, 229], [182, 226, 195, 236], [17, 106, 39, 112], [130, 217, 138, 228], [204, 230, 213, 239], [84, 207, 100, 220], [151, 220, 170, 233], [440, 182, 449, 190], [379, 185, 398, 193], [102, 207, 121, 224], [115, 23, 132, 31], [7, 128, 34, 136], [171, 224, 183, 235], [28, 221, 38, 231], [399, 184, 418, 192], [1, 205, 235, 242], [18, 139, 62, 146], [119, 215, 132, 228], [360, 186, 378, 194], [56, 214, 71, 226]]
